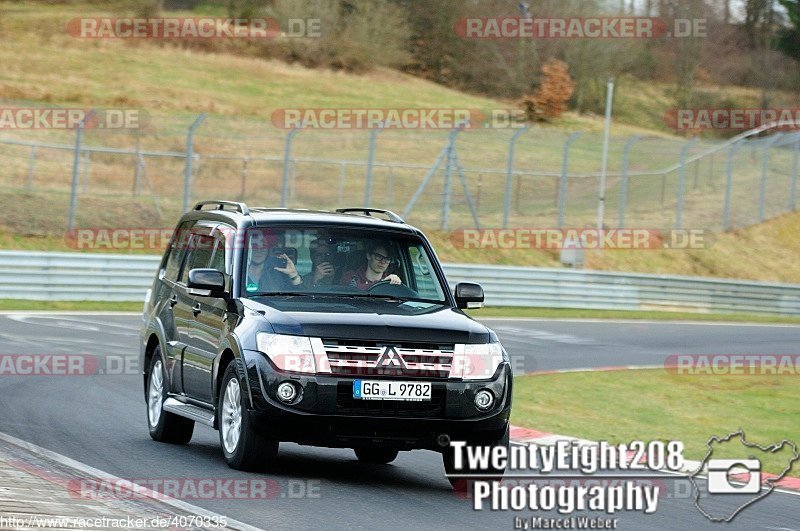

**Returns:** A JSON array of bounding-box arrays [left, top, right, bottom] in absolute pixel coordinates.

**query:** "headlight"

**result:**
[[256, 333, 315, 374], [451, 342, 507, 380]]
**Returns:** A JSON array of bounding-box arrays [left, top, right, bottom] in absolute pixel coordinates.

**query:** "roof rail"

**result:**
[[335, 208, 405, 223], [193, 201, 250, 215]]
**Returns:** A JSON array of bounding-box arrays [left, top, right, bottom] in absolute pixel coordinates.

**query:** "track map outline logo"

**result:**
[[688, 430, 799, 522]]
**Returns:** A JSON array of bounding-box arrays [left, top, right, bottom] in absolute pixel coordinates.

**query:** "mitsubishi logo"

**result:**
[[376, 346, 406, 369]]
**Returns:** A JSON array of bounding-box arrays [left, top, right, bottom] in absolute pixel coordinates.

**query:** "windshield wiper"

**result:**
[[248, 291, 315, 297], [339, 293, 409, 302]]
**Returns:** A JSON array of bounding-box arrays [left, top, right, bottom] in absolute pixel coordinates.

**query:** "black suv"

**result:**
[[139, 201, 511, 486]]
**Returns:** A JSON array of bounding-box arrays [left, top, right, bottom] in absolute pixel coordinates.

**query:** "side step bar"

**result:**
[[163, 398, 215, 427]]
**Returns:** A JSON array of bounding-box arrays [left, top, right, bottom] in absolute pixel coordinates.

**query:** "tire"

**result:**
[[354, 446, 399, 465], [218, 362, 279, 472], [147, 348, 194, 444], [442, 425, 509, 491]]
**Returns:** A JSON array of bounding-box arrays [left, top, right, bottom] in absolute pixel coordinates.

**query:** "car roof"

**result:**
[[181, 203, 420, 234]]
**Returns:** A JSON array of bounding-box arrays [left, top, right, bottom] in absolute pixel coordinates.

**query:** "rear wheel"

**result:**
[[218, 362, 279, 472], [147, 349, 194, 444], [354, 446, 399, 465], [442, 425, 509, 491]]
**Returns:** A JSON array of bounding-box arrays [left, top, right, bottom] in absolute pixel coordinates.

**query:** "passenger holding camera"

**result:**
[[245, 233, 302, 293], [304, 236, 337, 289]]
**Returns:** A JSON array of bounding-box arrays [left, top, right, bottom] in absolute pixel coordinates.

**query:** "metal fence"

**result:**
[[1, 103, 798, 237], [2, 251, 799, 315]]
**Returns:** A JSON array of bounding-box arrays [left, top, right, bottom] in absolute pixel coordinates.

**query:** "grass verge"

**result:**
[[468, 307, 800, 324], [511, 369, 800, 475], [0, 300, 142, 312]]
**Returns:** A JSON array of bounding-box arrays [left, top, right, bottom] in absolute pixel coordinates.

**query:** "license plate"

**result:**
[[353, 380, 431, 401]]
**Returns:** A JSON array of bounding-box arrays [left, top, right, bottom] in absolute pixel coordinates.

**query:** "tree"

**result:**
[[778, 0, 800, 60], [522, 59, 576, 121]]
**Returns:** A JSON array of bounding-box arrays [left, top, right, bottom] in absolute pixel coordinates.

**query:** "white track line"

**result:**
[[0, 431, 264, 531]]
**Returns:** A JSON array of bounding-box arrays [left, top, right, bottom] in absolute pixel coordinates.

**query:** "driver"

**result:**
[[340, 241, 401, 290]]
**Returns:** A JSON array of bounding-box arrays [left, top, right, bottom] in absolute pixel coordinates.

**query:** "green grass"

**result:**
[[511, 369, 800, 475], [468, 307, 800, 324], [0, 299, 142, 311]]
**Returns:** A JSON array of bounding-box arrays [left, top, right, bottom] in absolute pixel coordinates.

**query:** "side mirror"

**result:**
[[188, 268, 226, 297], [455, 282, 484, 309]]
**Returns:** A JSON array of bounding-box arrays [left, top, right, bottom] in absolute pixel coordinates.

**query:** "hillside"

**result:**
[[0, 1, 799, 284]]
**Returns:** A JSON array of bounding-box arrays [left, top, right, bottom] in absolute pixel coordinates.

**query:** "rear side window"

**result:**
[[180, 234, 217, 284], [163, 221, 193, 282]]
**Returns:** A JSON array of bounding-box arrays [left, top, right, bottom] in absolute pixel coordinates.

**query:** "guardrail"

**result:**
[[1, 251, 799, 315]]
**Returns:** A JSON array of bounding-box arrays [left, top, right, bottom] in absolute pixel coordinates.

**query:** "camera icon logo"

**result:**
[[707, 459, 761, 494]]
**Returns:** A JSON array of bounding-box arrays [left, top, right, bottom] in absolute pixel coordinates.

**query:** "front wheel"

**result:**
[[147, 349, 194, 444], [218, 362, 278, 472], [442, 425, 509, 491]]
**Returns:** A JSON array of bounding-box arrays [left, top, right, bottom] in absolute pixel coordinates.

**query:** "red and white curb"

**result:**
[[510, 364, 800, 494], [509, 426, 800, 496]]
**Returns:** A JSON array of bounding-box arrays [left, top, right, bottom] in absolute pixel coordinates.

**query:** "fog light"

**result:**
[[277, 382, 298, 403], [474, 389, 494, 411]]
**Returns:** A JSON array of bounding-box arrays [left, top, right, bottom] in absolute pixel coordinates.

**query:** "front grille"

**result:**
[[323, 340, 454, 379], [335, 383, 445, 418]]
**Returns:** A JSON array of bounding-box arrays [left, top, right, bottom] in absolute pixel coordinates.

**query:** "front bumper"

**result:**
[[242, 349, 512, 450]]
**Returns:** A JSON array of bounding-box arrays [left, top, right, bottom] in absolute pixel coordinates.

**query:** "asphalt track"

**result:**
[[0, 313, 798, 530]]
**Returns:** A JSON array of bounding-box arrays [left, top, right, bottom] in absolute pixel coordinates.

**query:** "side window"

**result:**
[[208, 236, 226, 274], [408, 244, 443, 300], [163, 221, 193, 282], [180, 234, 216, 285]]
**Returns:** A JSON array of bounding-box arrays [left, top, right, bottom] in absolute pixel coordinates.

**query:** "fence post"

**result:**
[[26, 145, 36, 191], [281, 127, 299, 208], [722, 140, 741, 231], [557, 132, 583, 228], [386, 165, 394, 208], [758, 134, 782, 222], [182, 114, 207, 213], [67, 110, 96, 232], [81, 150, 91, 193], [791, 136, 800, 211], [337, 162, 345, 206], [132, 135, 142, 196], [708, 152, 715, 185], [440, 126, 463, 231], [503, 126, 530, 228], [365, 125, 384, 207], [618, 135, 641, 228], [674, 137, 698, 230], [240, 157, 249, 199]]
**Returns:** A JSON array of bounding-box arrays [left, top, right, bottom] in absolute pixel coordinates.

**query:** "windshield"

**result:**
[[240, 226, 447, 303]]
